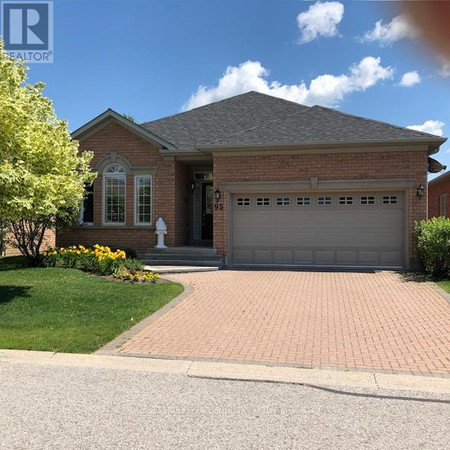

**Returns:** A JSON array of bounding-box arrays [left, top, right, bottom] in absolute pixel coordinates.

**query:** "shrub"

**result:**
[[113, 267, 160, 283], [42, 244, 158, 283], [43, 244, 126, 276], [123, 258, 144, 272], [415, 217, 450, 277]]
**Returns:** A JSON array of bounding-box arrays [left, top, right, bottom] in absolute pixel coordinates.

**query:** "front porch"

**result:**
[[186, 168, 215, 245], [148, 161, 220, 268]]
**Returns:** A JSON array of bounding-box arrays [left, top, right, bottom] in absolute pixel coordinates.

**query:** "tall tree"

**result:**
[[0, 40, 96, 260]]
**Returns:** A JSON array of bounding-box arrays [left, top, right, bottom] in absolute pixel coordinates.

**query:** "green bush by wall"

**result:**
[[415, 217, 450, 277]]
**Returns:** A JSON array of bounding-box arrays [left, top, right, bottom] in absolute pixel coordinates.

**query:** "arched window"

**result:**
[[105, 163, 126, 175], [104, 163, 126, 224]]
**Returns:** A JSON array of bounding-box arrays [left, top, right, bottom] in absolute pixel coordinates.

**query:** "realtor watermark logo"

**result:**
[[1, 1, 53, 62]]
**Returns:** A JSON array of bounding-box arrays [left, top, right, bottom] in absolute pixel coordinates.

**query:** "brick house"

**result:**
[[1, 229, 55, 256], [57, 91, 447, 269], [428, 171, 450, 218]]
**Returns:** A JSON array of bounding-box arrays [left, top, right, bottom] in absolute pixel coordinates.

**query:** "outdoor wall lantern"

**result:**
[[416, 183, 425, 199], [214, 188, 222, 202], [190, 181, 196, 191]]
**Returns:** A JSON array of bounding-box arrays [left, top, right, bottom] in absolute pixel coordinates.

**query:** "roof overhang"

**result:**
[[194, 138, 446, 157], [72, 109, 177, 150], [197, 137, 446, 153], [429, 170, 450, 186]]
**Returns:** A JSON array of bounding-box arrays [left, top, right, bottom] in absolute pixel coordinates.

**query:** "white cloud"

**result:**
[[438, 57, 450, 78], [296, 1, 344, 44], [182, 57, 393, 111], [361, 14, 419, 45], [407, 120, 445, 137], [399, 71, 421, 87]]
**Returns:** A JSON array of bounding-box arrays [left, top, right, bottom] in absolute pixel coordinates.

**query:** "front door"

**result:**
[[201, 182, 213, 240]]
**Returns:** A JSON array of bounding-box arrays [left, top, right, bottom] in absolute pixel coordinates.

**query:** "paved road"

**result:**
[[1, 362, 449, 449]]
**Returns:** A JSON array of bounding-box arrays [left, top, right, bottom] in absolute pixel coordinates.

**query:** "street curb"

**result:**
[[1, 350, 450, 396], [116, 352, 450, 378], [95, 278, 193, 355]]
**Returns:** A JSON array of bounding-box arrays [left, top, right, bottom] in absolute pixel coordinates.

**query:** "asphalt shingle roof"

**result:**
[[141, 91, 445, 151]]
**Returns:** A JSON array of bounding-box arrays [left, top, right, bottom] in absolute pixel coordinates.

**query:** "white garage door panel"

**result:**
[[231, 192, 405, 268], [294, 251, 314, 263], [336, 251, 357, 265], [254, 249, 272, 263]]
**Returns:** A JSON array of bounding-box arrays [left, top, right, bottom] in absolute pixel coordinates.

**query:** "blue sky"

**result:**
[[22, 0, 450, 174]]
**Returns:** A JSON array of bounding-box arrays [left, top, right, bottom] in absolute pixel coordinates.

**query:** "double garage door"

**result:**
[[231, 192, 405, 268]]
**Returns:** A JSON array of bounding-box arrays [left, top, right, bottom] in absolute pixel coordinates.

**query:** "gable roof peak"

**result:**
[[72, 108, 176, 149]]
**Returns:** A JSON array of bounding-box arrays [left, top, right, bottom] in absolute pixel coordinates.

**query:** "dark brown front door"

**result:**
[[201, 182, 213, 240]]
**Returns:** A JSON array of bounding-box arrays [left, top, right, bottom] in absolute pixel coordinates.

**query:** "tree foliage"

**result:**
[[122, 113, 136, 123], [0, 40, 96, 259]]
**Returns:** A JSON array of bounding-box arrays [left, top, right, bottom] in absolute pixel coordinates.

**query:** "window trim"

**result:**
[[236, 197, 251, 206], [103, 164, 127, 226], [317, 196, 332, 206], [382, 195, 398, 205], [194, 171, 213, 181], [276, 197, 291, 206], [256, 197, 270, 206], [134, 175, 153, 226], [297, 197, 311, 206], [338, 196, 354, 205], [360, 195, 376, 205]]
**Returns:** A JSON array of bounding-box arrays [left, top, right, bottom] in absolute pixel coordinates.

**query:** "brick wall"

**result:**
[[213, 150, 429, 266], [57, 228, 154, 256], [57, 122, 189, 253], [428, 175, 450, 218], [3, 228, 55, 256], [174, 161, 190, 245]]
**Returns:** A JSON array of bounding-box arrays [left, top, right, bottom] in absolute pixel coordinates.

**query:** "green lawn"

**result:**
[[0, 256, 183, 353], [437, 280, 450, 294]]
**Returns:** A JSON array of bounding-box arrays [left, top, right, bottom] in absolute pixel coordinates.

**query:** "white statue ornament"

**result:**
[[155, 217, 168, 249]]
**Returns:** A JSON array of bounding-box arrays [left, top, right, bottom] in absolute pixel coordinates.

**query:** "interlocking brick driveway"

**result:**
[[120, 271, 450, 376]]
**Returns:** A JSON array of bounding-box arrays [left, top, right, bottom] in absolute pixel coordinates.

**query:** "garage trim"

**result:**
[[224, 178, 416, 193]]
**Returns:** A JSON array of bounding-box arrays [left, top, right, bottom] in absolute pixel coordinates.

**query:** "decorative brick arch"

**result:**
[[96, 152, 133, 173]]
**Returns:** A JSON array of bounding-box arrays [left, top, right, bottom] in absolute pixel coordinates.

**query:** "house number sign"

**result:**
[[214, 203, 224, 211]]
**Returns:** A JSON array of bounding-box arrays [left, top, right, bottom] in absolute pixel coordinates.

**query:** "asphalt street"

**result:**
[[0, 362, 449, 449]]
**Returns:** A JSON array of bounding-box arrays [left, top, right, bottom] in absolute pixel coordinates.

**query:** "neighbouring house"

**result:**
[[57, 91, 447, 269], [428, 171, 450, 218]]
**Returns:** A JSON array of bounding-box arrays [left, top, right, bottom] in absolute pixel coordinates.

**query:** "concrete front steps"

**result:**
[[143, 247, 224, 271], [143, 265, 219, 275]]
